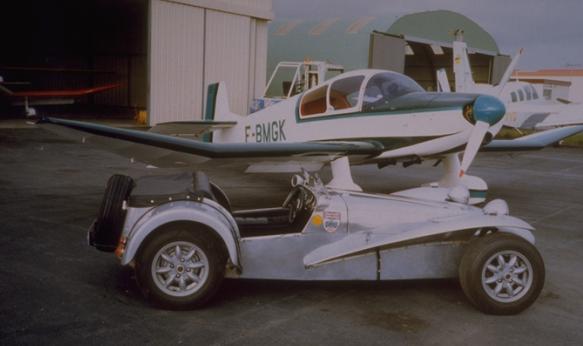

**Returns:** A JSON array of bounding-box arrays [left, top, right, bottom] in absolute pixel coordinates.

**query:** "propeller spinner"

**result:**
[[459, 95, 506, 177]]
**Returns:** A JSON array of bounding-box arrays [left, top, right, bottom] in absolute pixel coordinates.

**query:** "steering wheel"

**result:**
[[285, 188, 304, 223]]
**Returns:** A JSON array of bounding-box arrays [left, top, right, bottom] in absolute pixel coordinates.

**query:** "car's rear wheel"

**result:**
[[136, 226, 226, 309], [459, 233, 545, 315]]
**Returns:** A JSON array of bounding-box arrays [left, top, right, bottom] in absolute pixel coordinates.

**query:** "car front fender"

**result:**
[[304, 213, 534, 268], [121, 200, 240, 267]]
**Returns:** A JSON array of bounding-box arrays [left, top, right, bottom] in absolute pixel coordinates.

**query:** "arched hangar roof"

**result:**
[[386, 10, 499, 54], [268, 10, 501, 73]]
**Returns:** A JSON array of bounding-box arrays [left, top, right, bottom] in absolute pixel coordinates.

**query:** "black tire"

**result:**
[[90, 174, 134, 251], [136, 225, 226, 310], [210, 182, 231, 211], [459, 233, 545, 315]]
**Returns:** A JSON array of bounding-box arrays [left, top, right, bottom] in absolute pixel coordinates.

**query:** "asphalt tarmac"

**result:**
[[1, 126, 582, 345]]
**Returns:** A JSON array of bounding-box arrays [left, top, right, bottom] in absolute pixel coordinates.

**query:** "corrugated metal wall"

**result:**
[[149, 0, 272, 125], [149, 0, 205, 123], [253, 20, 268, 98], [204, 10, 251, 116]]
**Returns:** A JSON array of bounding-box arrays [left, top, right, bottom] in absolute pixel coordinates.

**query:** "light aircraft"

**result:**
[[0, 75, 120, 116], [38, 69, 583, 204], [442, 32, 583, 132]]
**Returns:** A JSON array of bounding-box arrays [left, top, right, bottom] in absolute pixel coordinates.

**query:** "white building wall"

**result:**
[[548, 77, 583, 103], [149, 1, 205, 124], [515, 75, 583, 103], [204, 10, 251, 115], [148, 0, 273, 125], [254, 20, 269, 98], [569, 79, 583, 102]]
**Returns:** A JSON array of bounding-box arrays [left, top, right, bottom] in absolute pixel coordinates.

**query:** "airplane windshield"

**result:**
[[363, 72, 424, 111]]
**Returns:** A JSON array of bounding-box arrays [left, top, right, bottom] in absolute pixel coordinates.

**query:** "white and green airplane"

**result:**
[[443, 32, 583, 132], [38, 68, 583, 203]]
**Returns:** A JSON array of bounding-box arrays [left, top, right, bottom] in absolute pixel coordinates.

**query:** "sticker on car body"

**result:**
[[323, 211, 341, 233]]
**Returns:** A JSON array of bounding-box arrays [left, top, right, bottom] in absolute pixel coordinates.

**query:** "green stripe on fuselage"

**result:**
[[294, 100, 461, 123], [470, 190, 487, 199], [292, 91, 479, 123]]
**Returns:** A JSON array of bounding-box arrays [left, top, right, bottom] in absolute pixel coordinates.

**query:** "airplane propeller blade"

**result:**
[[459, 120, 490, 177], [458, 95, 507, 177]]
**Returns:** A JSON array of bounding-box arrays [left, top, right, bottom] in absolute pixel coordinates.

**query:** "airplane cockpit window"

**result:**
[[300, 85, 328, 116], [511, 91, 518, 103], [531, 85, 539, 99], [362, 72, 424, 112], [524, 85, 532, 100], [518, 89, 525, 101], [329, 76, 364, 110]]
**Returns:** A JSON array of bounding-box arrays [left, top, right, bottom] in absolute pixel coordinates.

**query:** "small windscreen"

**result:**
[[531, 85, 539, 99], [363, 72, 424, 111], [518, 89, 525, 101], [524, 85, 532, 100], [265, 66, 298, 98], [329, 75, 364, 110]]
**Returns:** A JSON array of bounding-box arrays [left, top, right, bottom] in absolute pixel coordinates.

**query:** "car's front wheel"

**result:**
[[136, 226, 226, 309], [459, 233, 545, 315]]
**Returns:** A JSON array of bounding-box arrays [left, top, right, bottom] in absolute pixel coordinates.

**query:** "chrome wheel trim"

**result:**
[[481, 250, 533, 303], [151, 241, 209, 297]]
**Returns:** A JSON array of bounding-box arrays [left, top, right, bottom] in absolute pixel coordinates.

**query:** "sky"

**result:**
[[272, 0, 583, 70]]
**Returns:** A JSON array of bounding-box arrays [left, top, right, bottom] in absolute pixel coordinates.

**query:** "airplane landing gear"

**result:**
[[430, 154, 488, 204], [327, 156, 362, 192]]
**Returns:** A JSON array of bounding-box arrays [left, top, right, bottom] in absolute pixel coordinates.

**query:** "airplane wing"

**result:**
[[532, 110, 583, 130], [38, 116, 583, 172], [484, 125, 583, 151], [37, 117, 382, 170], [148, 120, 237, 139]]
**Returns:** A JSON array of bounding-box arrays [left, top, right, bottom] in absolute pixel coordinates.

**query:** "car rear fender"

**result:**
[[121, 200, 240, 267], [304, 214, 534, 267]]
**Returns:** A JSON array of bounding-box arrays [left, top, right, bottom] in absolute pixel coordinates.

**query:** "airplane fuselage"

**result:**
[[213, 69, 498, 162]]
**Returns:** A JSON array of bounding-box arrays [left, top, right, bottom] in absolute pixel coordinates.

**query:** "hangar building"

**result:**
[[0, 0, 273, 125], [512, 69, 583, 103], [268, 10, 511, 91]]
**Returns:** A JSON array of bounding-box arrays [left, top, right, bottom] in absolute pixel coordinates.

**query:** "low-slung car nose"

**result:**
[[472, 95, 506, 125]]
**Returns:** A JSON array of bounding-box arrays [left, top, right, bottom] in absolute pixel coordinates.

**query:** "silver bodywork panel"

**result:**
[[119, 174, 535, 280], [121, 199, 240, 267]]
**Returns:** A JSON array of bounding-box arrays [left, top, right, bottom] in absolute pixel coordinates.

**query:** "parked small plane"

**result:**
[[443, 32, 583, 131], [0, 76, 120, 116], [38, 69, 583, 204]]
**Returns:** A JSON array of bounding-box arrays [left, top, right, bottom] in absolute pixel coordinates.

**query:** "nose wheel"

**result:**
[[431, 154, 488, 205]]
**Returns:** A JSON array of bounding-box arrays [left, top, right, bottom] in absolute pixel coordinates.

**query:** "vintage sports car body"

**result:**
[[88, 171, 544, 315]]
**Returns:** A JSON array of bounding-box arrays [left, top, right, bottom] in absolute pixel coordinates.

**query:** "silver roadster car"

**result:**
[[89, 171, 544, 315]]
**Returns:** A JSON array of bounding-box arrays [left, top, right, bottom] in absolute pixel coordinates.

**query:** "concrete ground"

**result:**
[[1, 125, 582, 345]]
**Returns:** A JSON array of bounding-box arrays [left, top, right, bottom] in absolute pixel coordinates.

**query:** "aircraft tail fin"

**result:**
[[452, 35, 476, 93], [204, 82, 242, 122], [494, 48, 523, 96], [436, 69, 451, 92]]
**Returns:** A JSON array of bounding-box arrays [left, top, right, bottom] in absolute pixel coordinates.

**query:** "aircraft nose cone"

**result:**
[[473, 95, 506, 125]]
